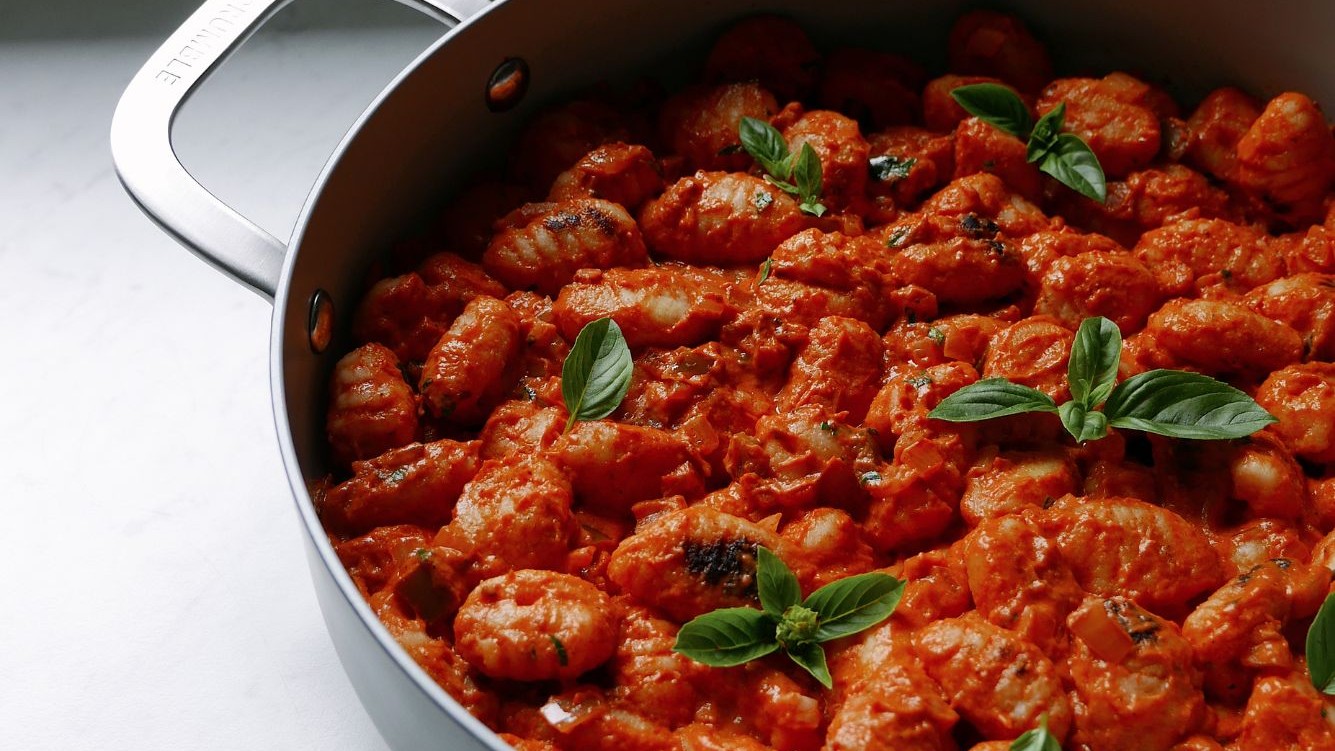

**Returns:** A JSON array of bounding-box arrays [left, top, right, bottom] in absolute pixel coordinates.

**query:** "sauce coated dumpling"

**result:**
[[321, 9, 1335, 751]]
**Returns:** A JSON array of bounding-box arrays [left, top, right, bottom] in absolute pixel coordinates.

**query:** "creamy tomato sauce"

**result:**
[[318, 11, 1335, 751]]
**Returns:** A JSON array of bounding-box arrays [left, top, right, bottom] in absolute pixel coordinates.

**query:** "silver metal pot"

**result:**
[[111, 1, 1334, 748]]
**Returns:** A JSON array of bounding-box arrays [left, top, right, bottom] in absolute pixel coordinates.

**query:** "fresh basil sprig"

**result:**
[[560, 317, 633, 433], [950, 83, 1107, 202], [739, 117, 827, 217], [1307, 593, 1335, 694], [930, 316, 1277, 442], [674, 546, 903, 688], [1011, 714, 1062, 751]]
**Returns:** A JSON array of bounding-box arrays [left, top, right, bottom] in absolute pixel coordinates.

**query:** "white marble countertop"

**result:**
[[0, 3, 450, 748]]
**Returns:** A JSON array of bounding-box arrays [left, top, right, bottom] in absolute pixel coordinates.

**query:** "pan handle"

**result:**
[[109, 0, 489, 301]]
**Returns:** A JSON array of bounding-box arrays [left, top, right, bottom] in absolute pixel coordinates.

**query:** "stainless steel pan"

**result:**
[[111, 1, 1335, 748]]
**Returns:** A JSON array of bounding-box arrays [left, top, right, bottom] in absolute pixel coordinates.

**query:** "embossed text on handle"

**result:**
[[154, 0, 264, 86]]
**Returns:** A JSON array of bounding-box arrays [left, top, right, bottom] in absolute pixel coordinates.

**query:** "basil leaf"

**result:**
[[950, 82, 1033, 139], [869, 155, 917, 182], [757, 257, 773, 284], [739, 116, 791, 179], [792, 143, 826, 217], [929, 378, 1059, 422], [1039, 133, 1107, 202], [793, 143, 821, 195], [1027, 102, 1065, 163], [561, 317, 633, 432], [1068, 316, 1122, 408], [803, 573, 904, 642], [1059, 401, 1108, 443], [763, 174, 800, 196], [673, 607, 779, 667], [1307, 594, 1335, 694], [1103, 369, 1278, 440], [757, 546, 801, 618], [1010, 715, 1062, 751], [785, 641, 833, 689]]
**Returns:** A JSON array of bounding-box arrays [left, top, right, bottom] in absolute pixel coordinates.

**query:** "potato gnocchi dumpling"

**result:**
[[321, 10, 1335, 751]]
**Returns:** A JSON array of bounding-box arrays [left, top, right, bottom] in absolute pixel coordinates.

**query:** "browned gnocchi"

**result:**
[[321, 10, 1335, 751]]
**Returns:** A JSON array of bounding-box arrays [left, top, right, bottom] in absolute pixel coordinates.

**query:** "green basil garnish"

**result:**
[[887, 226, 911, 248], [929, 316, 1277, 443], [549, 635, 569, 667], [674, 546, 903, 688], [672, 607, 779, 666], [1067, 316, 1122, 408], [752, 189, 774, 212], [757, 257, 773, 285], [785, 641, 832, 688], [738, 116, 791, 178], [802, 573, 906, 643], [928, 378, 1058, 421], [738, 116, 826, 217], [950, 83, 1107, 202], [1103, 369, 1279, 440], [560, 317, 633, 433], [1011, 714, 1063, 751], [1058, 401, 1108, 444], [1038, 134, 1106, 203], [792, 143, 824, 216], [757, 546, 801, 617], [1307, 593, 1335, 694], [869, 154, 917, 182], [1026, 102, 1065, 162], [907, 374, 933, 389], [951, 82, 1033, 138]]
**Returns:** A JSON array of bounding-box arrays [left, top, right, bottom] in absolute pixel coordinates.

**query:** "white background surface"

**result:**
[[1, 2, 451, 748]]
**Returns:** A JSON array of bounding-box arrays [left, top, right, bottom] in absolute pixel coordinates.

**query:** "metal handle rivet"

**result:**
[[308, 288, 334, 353], [485, 57, 529, 112]]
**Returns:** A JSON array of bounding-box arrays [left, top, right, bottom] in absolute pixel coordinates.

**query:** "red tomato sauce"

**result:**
[[318, 11, 1335, 751]]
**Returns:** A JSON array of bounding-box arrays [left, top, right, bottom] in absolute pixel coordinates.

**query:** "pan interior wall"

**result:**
[[277, 0, 1335, 485]]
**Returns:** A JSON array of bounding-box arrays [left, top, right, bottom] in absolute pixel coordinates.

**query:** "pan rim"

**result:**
[[267, 1, 515, 747]]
